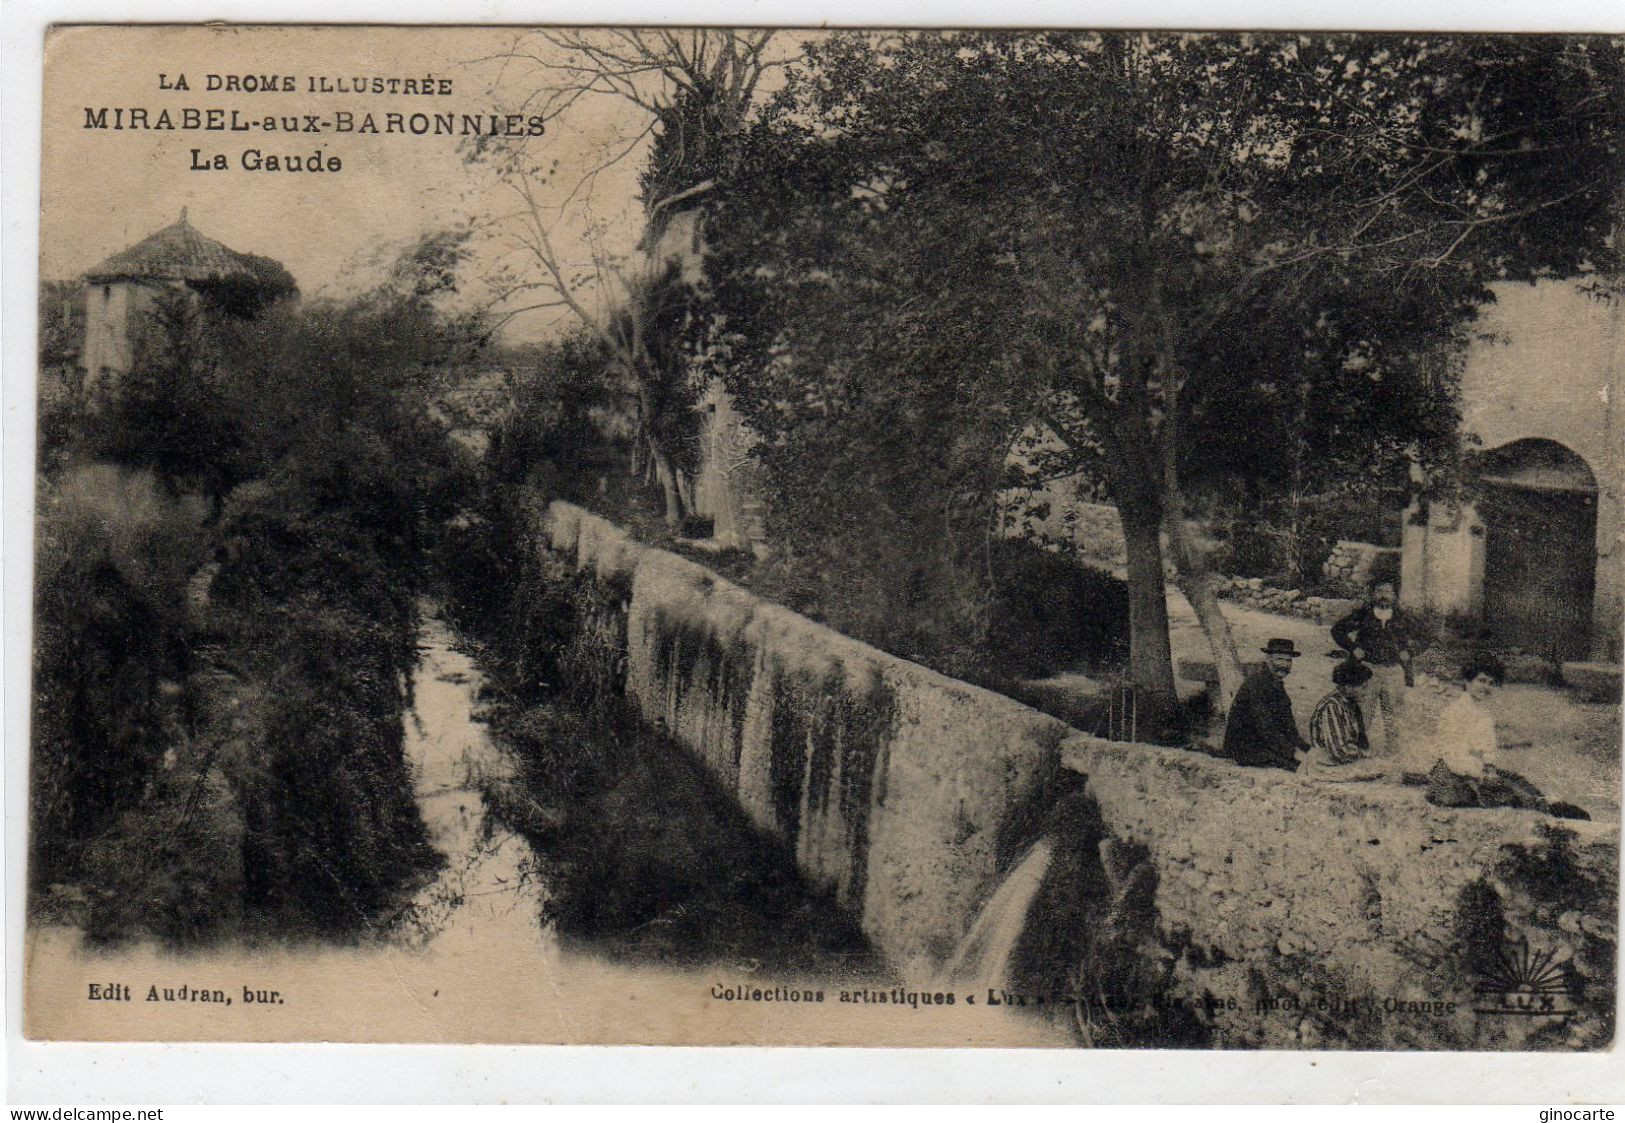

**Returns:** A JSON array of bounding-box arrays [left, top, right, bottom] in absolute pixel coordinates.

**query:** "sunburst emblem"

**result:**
[[1474, 937, 1571, 996], [1472, 936, 1577, 1020]]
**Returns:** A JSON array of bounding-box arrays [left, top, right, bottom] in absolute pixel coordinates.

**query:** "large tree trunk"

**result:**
[[1090, 404, 1182, 721], [649, 438, 685, 525], [631, 374, 686, 526], [1117, 498, 1178, 709], [1161, 473, 1247, 709], [1174, 564, 1246, 708], [676, 468, 696, 520]]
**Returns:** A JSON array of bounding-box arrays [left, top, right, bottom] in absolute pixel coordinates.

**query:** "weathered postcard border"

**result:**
[[7, 0, 1625, 1105]]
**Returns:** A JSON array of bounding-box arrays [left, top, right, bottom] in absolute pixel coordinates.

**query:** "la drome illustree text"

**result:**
[[82, 72, 546, 173]]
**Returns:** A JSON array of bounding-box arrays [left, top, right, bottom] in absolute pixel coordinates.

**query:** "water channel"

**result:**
[[388, 609, 1069, 1046], [24, 610, 1067, 1046]]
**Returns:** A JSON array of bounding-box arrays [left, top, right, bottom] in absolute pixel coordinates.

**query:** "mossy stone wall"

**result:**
[[544, 502, 1070, 978], [543, 501, 1617, 1048]]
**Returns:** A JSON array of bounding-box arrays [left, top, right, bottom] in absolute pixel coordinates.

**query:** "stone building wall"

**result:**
[[81, 279, 155, 392], [691, 380, 766, 549], [1405, 280, 1621, 661]]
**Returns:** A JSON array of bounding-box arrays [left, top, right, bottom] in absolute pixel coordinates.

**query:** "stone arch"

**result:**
[[1474, 438, 1598, 661]]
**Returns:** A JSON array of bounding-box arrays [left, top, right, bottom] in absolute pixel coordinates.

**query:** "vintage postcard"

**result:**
[[22, 22, 1623, 1052]]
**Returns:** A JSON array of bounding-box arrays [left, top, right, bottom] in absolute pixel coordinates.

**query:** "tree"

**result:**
[[38, 279, 84, 368], [468, 30, 787, 522], [81, 290, 243, 500], [704, 31, 1620, 710]]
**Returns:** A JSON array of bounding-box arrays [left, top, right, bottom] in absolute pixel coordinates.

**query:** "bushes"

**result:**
[[753, 534, 1130, 685], [481, 331, 625, 504], [227, 606, 439, 936], [985, 539, 1130, 681], [79, 753, 245, 946], [446, 529, 878, 974], [29, 268, 476, 944], [748, 530, 996, 682], [1211, 489, 1404, 588], [439, 494, 598, 706], [38, 472, 443, 943], [29, 465, 207, 894]]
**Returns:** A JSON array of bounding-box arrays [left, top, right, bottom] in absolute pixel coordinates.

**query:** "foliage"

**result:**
[[985, 541, 1131, 681], [80, 291, 242, 499], [1209, 483, 1404, 586], [469, 30, 784, 523], [29, 465, 208, 893], [481, 330, 624, 500], [225, 605, 438, 935], [442, 494, 879, 974], [39, 279, 86, 362], [700, 31, 1621, 703], [29, 241, 483, 942]]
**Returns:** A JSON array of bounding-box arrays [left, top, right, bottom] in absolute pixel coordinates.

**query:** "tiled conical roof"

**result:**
[[84, 211, 296, 296]]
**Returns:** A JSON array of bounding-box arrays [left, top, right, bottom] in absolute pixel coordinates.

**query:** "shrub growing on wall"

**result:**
[[985, 540, 1130, 681], [29, 465, 207, 895]]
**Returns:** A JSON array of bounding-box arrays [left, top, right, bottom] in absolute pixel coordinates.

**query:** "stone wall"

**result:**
[[543, 501, 1070, 978], [540, 501, 1616, 1047], [1323, 539, 1403, 596], [1209, 574, 1360, 624], [1060, 732, 1617, 1049]]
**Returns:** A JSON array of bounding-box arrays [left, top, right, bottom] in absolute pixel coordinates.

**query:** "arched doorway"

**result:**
[[1475, 439, 1598, 661]]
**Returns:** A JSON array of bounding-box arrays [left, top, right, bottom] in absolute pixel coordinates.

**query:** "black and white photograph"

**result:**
[[18, 22, 1623, 1055]]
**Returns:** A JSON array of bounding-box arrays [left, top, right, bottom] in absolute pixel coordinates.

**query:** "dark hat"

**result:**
[[1332, 658, 1373, 686], [1260, 638, 1302, 657]]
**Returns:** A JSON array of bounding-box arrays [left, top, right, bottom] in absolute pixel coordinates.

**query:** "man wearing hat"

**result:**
[[1221, 638, 1309, 770]]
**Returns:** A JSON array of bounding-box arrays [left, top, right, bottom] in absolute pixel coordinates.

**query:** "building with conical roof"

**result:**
[[81, 210, 297, 390]]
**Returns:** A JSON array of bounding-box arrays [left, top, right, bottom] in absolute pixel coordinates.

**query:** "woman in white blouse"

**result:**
[[1424, 655, 1587, 819], [1429, 657, 1503, 779]]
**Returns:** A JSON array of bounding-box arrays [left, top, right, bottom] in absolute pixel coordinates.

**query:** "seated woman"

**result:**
[[1300, 659, 1391, 782], [1423, 654, 1588, 819]]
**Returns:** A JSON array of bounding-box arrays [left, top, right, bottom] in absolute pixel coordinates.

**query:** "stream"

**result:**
[[24, 608, 1067, 1046], [393, 614, 550, 957], [387, 607, 1070, 1046]]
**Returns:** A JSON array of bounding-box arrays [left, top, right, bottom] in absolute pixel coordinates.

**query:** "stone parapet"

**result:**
[[544, 501, 1069, 979], [539, 501, 1617, 1047], [1060, 732, 1616, 1049]]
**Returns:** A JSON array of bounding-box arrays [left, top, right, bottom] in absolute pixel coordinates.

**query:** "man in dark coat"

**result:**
[[1222, 638, 1309, 770], [1331, 579, 1418, 758]]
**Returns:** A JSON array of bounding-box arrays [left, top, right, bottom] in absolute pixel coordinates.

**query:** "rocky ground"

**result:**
[[1164, 594, 1622, 823]]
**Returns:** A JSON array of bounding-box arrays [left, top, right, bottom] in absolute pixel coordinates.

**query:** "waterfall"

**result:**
[[939, 838, 1056, 991]]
